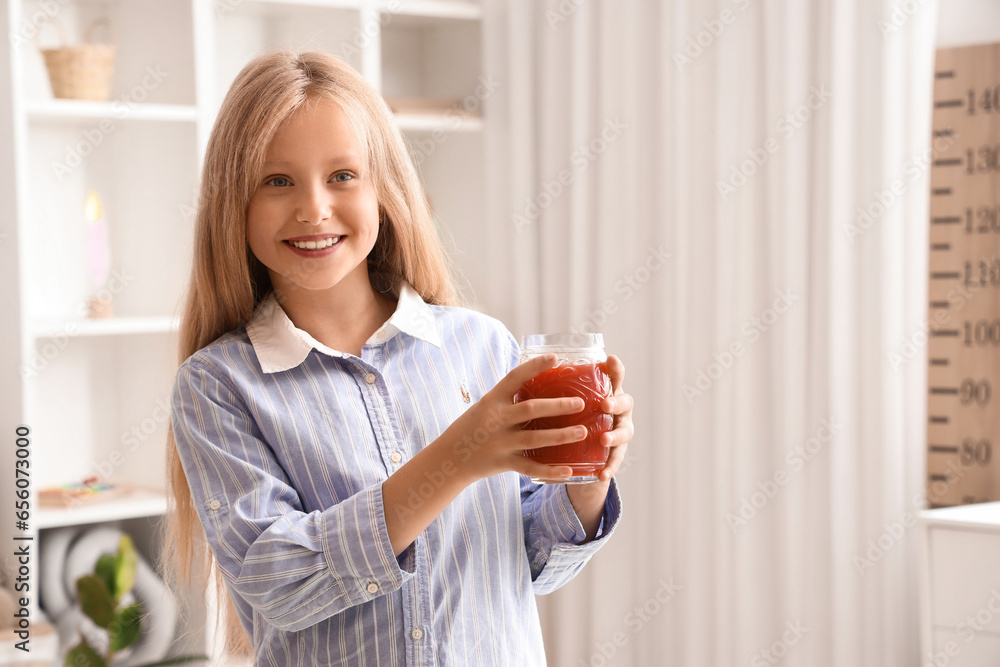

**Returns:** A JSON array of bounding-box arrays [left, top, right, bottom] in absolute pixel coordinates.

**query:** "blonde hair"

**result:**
[[162, 50, 458, 658]]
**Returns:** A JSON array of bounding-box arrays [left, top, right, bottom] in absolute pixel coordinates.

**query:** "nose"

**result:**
[[294, 180, 333, 224]]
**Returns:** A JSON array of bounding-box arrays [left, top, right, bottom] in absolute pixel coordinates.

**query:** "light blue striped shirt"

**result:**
[[170, 281, 622, 666]]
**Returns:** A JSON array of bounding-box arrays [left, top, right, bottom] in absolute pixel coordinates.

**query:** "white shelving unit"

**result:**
[[0, 0, 486, 663], [918, 503, 1000, 667]]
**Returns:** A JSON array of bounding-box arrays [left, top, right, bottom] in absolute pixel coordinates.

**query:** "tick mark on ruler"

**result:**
[[931, 244, 951, 251], [934, 158, 963, 167], [930, 329, 959, 336], [933, 129, 954, 137], [935, 70, 955, 79], [931, 271, 960, 279], [930, 444, 957, 452], [929, 417, 950, 424], [932, 188, 952, 196], [934, 99, 964, 108], [930, 301, 950, 309], [929, 474, 949, 482], [931, 216, 960, 223], [930, 387, 959, 395], [929, 358, 949, 366]]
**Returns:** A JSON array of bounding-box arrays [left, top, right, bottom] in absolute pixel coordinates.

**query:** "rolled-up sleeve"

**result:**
[[520, 477, 622, 594], [171, 357, 415, 632]]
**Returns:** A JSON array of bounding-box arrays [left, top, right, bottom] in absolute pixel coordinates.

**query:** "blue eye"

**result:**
[[266, 176, 291, 187], [333, 172, 354, 182]]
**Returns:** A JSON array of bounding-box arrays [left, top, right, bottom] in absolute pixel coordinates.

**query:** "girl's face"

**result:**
[[247, 98, 380, 299]]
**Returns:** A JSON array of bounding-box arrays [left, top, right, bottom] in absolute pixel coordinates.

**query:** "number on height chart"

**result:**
[[964, 260, 1000, 288], [966, 206, 1000, 234], [965, 320, 1000, 346], [966, 145, 1000, 174], [961, 438, 992, 467], [959, 378, 991, 406], [968, 86, 1000, 114]]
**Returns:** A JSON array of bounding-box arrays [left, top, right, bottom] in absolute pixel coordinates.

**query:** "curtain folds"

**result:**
[[481, 0, 937, 665]]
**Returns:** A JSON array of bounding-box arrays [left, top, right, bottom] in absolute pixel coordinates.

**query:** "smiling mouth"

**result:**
[[285, 236, 342, 250]]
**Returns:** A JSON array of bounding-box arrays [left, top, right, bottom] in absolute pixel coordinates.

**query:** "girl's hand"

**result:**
[[564, 354, 633, 541], [446, 353, 585, 483], [595, 354, 635, 483]]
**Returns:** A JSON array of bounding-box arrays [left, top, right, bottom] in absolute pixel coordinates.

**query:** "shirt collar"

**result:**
[[246, 281, 442, 374]]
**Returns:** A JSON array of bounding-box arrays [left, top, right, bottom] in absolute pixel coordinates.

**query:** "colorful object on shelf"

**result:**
[[83, 190, 113, 318], [39, 476, 129, 508]]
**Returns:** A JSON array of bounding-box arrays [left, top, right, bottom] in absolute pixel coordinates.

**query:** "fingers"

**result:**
[[520, 424, 589, 449], [515, 460, 575, 481], [506, 396, 584, 424], [605, 354, 625, 394], [597, 444, 627, 482], [601, 391, 634, 416], [601, 414, 635, 446], [498, 353, 559, 397]]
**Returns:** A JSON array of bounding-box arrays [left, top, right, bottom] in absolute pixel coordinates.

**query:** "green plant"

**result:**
[[65, 534, 208, 667]]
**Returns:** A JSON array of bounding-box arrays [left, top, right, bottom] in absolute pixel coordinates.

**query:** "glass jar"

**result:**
[[515, 333, 613, 484]]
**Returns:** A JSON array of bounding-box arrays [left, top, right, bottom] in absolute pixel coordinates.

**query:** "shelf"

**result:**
[[234, 0, 361, 12], [32, 316, 180, 339], [920, 501, 1000, 528], [37, 487, 168, 529], [235, 0, 481, 18], [394, 112, 483, 132], [24, 100, 198, 123], [384, 0, 481, 21]]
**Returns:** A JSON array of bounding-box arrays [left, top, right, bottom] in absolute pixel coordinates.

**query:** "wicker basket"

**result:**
[[39, 18, 115, 101]]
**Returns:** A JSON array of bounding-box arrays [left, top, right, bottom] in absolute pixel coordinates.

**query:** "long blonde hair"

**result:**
[[162, 49, 457, 658]]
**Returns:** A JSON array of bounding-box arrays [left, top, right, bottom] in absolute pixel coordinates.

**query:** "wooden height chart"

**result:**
[[927, 42, 1000, 508]]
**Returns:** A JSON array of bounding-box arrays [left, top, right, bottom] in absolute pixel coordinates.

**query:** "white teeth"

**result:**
[[289, 236, 340, 250]]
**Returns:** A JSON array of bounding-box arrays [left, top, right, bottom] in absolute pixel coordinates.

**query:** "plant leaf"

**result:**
[[135, 657, 211, 667], [95, 554, 117, 600], [76, 575, 115, 628], [115, 534, 138, 597], [65, 643, 106, 667], [109, 603, 143, 652]]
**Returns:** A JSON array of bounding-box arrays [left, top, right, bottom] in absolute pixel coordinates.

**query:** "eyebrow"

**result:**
[[262, 156, 361, 168]]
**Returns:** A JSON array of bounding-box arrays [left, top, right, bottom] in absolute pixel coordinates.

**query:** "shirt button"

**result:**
[[209, 500, 221, 511], [366, 582, 379, 594], [411, 628, 424, 641], [365, 373, 376, 384], [390, 452, 402, 463]]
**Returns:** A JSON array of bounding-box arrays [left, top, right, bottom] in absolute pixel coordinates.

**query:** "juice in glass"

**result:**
[[515, 334, 613, 483]]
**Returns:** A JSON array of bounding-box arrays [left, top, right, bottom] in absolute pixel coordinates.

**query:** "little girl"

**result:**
[[165, 50, 634, 666]]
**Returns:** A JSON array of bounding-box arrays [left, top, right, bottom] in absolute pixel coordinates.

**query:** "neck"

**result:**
[[271, 269, 397, 356]]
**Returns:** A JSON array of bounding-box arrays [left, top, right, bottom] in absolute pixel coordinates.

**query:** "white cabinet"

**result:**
[[0, 0, 486, 662], [918, 502, 1000, 667]]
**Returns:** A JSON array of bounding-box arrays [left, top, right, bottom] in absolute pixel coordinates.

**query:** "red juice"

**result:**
[[515, 361, 613, 476]]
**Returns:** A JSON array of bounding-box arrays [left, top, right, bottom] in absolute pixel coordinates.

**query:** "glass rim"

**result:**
[[520, 333, 604, 350]]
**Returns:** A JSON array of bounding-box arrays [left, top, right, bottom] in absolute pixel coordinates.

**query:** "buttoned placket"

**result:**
[[356, 341, 436, 666]]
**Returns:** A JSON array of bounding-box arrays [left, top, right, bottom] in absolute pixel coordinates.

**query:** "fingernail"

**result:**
[[574, 398, 585, 410]]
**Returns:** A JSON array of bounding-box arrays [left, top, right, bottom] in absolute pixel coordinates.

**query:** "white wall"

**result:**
[[937, 0, 1000, 46]]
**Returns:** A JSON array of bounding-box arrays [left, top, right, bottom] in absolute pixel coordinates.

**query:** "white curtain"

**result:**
[[479, 0, 936, 665]]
